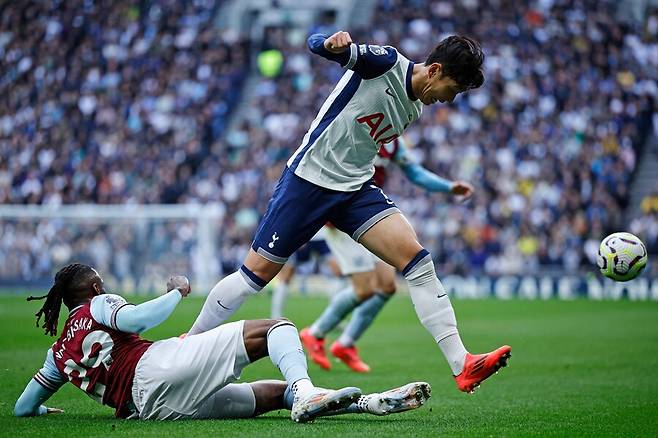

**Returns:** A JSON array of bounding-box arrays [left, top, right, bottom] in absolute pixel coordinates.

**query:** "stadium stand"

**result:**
[[228, 0, 658, 276], [0, 0, 656, 285]]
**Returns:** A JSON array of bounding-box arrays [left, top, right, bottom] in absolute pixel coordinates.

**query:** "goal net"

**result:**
[[0, 204, 225, 294]]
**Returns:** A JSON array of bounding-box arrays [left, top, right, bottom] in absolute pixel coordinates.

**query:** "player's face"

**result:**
[[421, 63, 464, 105]]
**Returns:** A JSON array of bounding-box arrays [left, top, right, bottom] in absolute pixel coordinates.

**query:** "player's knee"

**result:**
[[272, 317, 293, 327], [247, 319, 298, 362], [264, 318, 296, 334], [401, 248, 434, 280], [351, 271, 377, 299], [243, 320, 286, 362], [245, 318, 295, 337], [381, 282, 397, 294], [353, 284, 375, 300], [244, 250, 283, 284]]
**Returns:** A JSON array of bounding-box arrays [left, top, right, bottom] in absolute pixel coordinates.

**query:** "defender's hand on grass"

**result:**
[[450, 181, 474, 201], [324, 31, 353, 54], [166, 275, 191, 297]]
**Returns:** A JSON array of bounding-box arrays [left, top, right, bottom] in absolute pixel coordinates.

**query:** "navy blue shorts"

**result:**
[[289, 240, 331, 265], [252, 167, 399, 263]]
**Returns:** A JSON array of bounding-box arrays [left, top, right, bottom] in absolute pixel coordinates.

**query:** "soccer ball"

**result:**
[[597, 232, 648, 282]]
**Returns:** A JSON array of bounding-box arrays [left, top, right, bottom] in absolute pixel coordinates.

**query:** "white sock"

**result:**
[[188, 268, 263, 335], [438, 332, 468, 375], [292, 379, 314, 399], [404, 251, 468, 375], [266, 321, 315, 399], [271, 281, 289, 318]]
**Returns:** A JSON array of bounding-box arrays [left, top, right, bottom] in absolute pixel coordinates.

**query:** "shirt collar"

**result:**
[[69, 304, 84, 315], [406, 61, 418, 101]]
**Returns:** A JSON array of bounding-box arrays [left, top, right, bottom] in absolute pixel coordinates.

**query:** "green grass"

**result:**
[[1, 293, 657, 437]]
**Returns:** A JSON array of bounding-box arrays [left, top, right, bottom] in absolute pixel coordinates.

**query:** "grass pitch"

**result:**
[[1, 292, 657, 437]]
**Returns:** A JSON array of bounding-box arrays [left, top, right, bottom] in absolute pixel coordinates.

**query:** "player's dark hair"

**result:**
[[27, 263, 96, 336], [425, 35, 484, 90]]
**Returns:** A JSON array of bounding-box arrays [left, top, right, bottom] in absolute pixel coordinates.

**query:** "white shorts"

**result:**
[[324, 227, 379, 275], [131, 321, 255, 420]]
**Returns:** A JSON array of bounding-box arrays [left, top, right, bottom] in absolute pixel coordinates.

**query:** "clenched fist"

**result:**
[[450, 181, 474, 200], [167, 275, 191, 297], [324, 31, 353, 54]]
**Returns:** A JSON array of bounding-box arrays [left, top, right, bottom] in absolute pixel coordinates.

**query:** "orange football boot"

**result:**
[[454, 345, 511, 393], [300, 328, 331, 370], [330, 342, 371, 373]]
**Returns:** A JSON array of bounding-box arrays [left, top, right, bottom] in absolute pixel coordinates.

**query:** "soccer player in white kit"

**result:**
[[14, 264, 431, 422], [189, 31, 511, 393], [300, 135, 475, 373]]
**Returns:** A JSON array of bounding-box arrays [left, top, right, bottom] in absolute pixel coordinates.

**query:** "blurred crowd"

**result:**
[[231, 0, 658, 277], [1, 0, 248, 205], [632, 190, 658, 259], [1, 0, 657, 284], [366, 0, 658, 275], [0, 0, 249, 283], [0, 218, 195, 293]]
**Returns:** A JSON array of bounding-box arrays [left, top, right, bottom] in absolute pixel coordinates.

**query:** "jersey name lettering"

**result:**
[[356, 112, 401, 146], [50, 303, 153, 417]]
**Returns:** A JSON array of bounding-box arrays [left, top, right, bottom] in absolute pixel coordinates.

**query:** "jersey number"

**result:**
[[63, 330, 114, 402]]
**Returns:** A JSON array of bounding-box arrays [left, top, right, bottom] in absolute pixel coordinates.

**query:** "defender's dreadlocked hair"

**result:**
[[27, 263, 96, 336]]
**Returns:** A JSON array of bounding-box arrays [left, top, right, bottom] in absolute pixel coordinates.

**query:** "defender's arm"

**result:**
[[395, 138, 453, 193], [14, 350, 65, 417], [91, 276, 190, 334]]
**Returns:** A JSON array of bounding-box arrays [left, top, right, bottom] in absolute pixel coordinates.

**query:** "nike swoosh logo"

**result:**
[[217, 300, 230, 310], [385, 87, 396, 98]]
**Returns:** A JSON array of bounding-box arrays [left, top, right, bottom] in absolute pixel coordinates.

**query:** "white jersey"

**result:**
[[287, 35, 423, 192]]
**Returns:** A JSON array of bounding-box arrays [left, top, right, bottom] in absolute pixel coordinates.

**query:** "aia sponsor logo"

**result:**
[[356, 112, 407, 146]]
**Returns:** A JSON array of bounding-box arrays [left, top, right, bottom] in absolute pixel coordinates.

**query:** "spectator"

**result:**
[[1, 0, 657, 283]]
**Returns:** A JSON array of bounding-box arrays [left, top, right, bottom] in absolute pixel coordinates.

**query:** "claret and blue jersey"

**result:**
[[14, 292, 183, 418]]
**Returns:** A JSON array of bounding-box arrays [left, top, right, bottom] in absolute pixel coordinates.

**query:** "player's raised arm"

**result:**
[[14, 350, 66, 417], [307, 32, 353, 65], [395, 137, 474, 199], [307, 31, 398, 79], [91, 276, 191, 334]]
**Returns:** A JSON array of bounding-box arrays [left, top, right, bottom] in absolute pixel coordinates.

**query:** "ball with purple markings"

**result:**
[[597, 232, 648, 282]]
